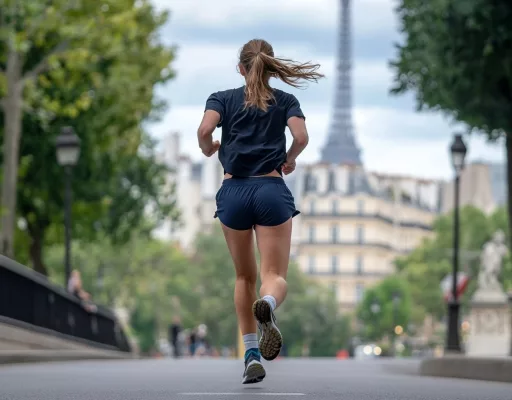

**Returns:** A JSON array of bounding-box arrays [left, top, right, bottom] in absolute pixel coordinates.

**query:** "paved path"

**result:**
[[0, 358, 510, 399]]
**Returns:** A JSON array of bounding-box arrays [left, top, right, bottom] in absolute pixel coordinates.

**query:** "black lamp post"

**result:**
[[56, 127, 81, 287], [508, 291, 512, 356], [446, 134, 467, 353], [391, 293, 400, 357]]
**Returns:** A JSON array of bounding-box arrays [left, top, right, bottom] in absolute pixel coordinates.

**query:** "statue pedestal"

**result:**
[[466, 289, 511, 357]]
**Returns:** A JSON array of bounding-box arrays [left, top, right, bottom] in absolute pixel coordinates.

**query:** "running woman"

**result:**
[[197, 39, 324, 384]]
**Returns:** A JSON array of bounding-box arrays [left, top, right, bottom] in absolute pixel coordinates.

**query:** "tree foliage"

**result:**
[[391, 0, 512, 136], [1, 1, 177, 273], [394, 206, 511, 321], [390, 0, 512, 253], [357, 276, 412, 342], [0, 0, 175, 257]]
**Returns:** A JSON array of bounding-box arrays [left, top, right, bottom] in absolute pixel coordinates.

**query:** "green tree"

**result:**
[[395, 206, 511, 321], [0, 0, 174, 257], [1, 1, 176, 273], [390, 0, 512, 250], [357, 276, 412, 342]]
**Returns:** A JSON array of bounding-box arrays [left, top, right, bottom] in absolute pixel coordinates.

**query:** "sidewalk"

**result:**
[[0, 349, 135, 366], [420, 356, 512, 383]]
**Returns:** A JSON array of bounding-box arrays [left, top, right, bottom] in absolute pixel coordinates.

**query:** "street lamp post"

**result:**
[[392, 293, 400, 357], [56, 127, 81, 287], [508, 291, 512, 356], [446, 134, 467, 353]]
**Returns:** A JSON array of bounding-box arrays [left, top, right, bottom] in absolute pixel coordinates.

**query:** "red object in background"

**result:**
[[441, 273, 470, 302], [336, 350, 348, 359]]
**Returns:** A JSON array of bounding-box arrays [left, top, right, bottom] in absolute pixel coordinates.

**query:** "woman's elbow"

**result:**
[[296, 133, 309, 147], [197, 125, 213, 139]]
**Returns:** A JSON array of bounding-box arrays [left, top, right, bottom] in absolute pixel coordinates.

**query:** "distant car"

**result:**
[[354, 344, 382, 360]]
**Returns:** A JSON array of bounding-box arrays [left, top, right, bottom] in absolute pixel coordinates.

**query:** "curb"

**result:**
[[420, 356, 512, 383], [0, 350, 136, 366]]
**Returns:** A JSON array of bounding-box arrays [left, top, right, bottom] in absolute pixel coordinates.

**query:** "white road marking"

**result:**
[[178, 393, 305, 396]]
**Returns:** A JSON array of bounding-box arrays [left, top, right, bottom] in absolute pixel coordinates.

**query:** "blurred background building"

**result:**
[[441, 161, 506, 215], [153, 132, 223, 252]]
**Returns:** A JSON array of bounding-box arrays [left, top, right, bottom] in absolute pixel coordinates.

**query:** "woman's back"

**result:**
[[206, 86, 304, 177]]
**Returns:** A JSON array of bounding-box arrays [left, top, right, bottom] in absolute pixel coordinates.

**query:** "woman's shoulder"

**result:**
[[273, 88, 298, 101], [210, 86, 245, 98]]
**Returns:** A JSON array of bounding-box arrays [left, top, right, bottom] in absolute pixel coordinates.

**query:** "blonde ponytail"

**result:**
[[240, 39, 324, 112]]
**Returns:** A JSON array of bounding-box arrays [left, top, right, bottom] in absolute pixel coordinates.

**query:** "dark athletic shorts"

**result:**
[[214, 176, 300, 231]]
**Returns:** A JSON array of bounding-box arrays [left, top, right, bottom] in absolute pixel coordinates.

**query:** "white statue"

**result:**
[[478, 230, 508, 291]]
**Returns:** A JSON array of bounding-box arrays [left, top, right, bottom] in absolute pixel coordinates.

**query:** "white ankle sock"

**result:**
[[243, 333, 259, 351], [262, 295, 277, 312]]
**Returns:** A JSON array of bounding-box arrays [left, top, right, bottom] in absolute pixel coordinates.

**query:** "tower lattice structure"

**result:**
[[320, 0, 362, 166]]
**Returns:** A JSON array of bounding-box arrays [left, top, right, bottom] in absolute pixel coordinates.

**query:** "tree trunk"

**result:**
[[29, 226, 48, 276], [0, 49, 24, 258], [506, 134, 512, 253]]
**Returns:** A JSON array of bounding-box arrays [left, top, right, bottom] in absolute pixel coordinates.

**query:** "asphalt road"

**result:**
[[0, 358, 511, 400]]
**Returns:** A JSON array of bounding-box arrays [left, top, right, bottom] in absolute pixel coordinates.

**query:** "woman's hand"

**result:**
[[203, 140, 220, 157], [282, 158, 296, 175]]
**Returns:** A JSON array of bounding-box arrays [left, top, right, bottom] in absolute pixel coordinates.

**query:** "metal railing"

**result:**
[[0, 255, 131, 353]]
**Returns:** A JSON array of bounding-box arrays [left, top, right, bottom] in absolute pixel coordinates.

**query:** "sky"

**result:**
[[147, 0, 505, 180]]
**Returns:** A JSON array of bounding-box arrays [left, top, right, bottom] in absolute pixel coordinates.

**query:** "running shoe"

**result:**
[[252, 298, 283, 361], [242, 349, 266, 384]]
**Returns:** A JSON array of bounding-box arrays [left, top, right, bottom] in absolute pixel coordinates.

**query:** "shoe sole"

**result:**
[[242, 360, 266, 384], [253, 299, 282, 361]]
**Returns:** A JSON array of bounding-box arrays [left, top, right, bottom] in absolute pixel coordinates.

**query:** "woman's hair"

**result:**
[[239, 39, 324, 111]]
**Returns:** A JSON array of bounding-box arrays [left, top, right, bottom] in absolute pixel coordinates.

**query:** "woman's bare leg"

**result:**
[[221, 223, 266, 384], [255, 218, 292, 307], [220, 223, 258, 336], [252, 217, 292, 360]]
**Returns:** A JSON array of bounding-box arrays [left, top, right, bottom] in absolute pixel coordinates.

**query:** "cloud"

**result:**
[[157, 42, 407, 110], [154, 0, 399, 61], [147, 0, 504, 181], [150, 103, 505, 180], [154, 0, 397, 36]]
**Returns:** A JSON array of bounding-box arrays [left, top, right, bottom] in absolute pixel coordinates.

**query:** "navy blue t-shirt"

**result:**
[[204, 86, 305, 177]]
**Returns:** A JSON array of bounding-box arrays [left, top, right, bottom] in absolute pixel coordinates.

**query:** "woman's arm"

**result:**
[[197, 110, 221, 157], [286, 116, 309, 161]]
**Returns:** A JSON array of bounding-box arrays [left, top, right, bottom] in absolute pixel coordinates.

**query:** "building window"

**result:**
[[355, 284, 365, 303], [356, 225, 364, 244], [331, 255, 339, 274], [328, 170, 336, 191], [331, 199, 339, 214], [357, 199, 365, 215], [356, 255, 363, 275], [305, 174, 317, 192], [331, 224, 339, 243], [309, 199, 316, 214], [308, 225, 316, 243], [308, 255, 315, 274]]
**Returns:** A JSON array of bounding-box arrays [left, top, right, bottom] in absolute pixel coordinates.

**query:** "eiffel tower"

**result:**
[[320, 0, 362, 165]]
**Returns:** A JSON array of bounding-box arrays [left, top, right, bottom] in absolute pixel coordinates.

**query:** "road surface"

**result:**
[[0, 358, 510, 399]]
